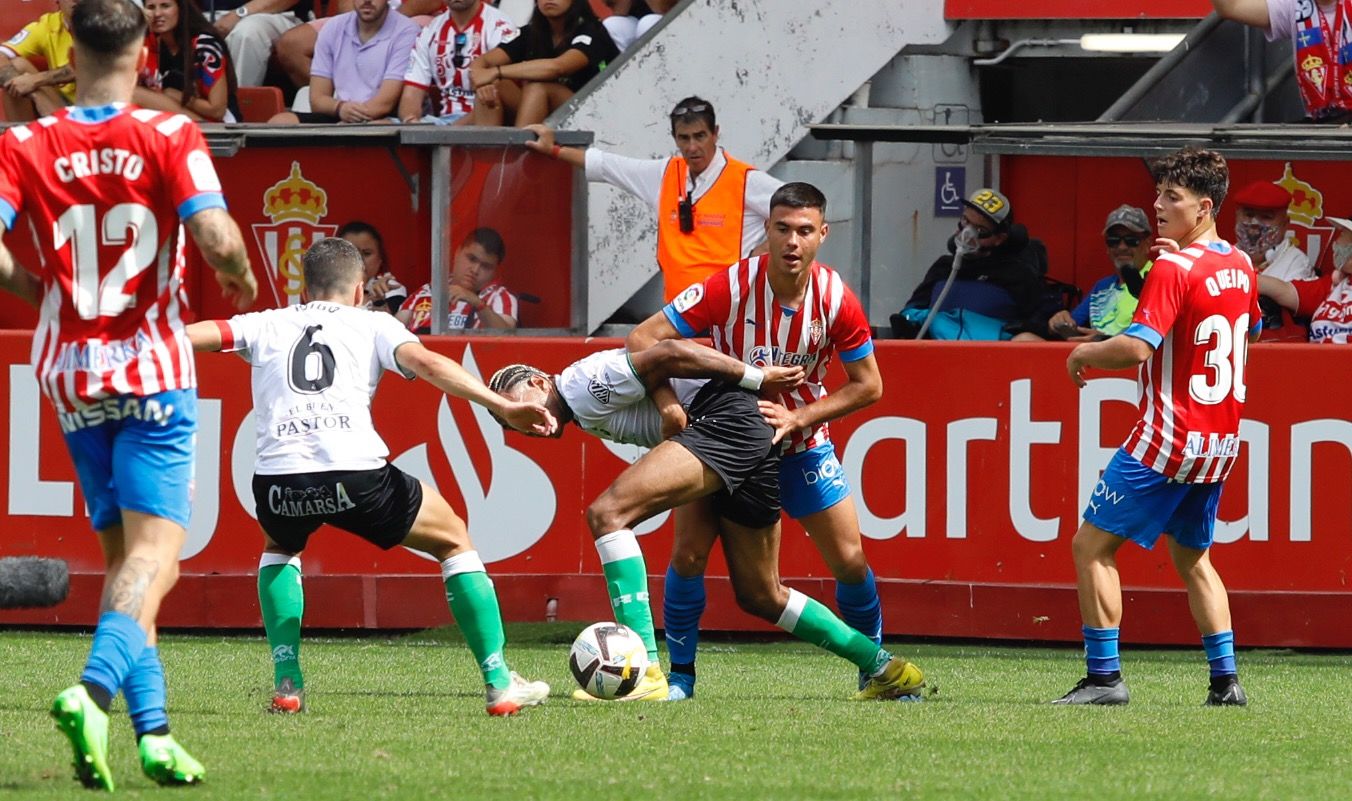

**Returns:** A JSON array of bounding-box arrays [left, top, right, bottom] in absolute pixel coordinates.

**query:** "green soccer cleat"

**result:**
[[139, 734, 206, 785], [50, 684, 114, 792], [853, 657, 925, 701]]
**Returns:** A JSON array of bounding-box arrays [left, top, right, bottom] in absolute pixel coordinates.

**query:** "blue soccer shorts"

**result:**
[[779, 441, 852, 519], [61, 389, 198, 532], [1083, 448, 1224, 550]]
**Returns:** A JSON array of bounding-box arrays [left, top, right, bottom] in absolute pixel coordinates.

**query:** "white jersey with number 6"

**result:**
[[214, 301, 418, 474]]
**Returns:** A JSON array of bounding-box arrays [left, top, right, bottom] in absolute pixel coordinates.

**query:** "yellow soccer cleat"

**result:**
[[571, 663, 669, 702], [853, 656, 925, 701]]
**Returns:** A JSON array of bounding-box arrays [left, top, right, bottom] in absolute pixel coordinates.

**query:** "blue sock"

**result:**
[[1202, 630, 1237, 677], [1083, 625, 1121, 675], [663, 567, 705, 669], [122, 646, 169, 738], [835, 569, 883, 646], [81, 611, 148, 702]]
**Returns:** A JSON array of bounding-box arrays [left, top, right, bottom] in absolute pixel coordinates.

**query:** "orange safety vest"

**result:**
[[655, 152, 755, 302]]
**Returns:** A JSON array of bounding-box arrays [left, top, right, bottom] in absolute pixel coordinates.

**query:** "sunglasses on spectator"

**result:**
[[452, 32, 469, 69], [1105, 235, 1143, 247], [957, 217, 995, 239], [670, 103, 710, 117]]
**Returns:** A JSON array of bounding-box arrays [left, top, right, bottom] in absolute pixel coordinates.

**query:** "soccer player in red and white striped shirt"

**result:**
[[1055, 148, 1259, 708], [628, 182, 918, 701], [0, 0, 256, 788]]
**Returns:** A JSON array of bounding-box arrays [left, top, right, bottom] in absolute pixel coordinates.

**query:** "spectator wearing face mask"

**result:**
[[892, 187, 1048, 340], [1231, 180, 1315, 337], [1258, 214, 1352, 343]]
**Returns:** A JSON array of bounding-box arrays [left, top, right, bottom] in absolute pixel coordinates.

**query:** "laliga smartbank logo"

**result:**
[[252, 162, 337, 307]]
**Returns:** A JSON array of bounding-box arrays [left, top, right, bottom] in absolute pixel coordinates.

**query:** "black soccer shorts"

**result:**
[[670, 382, 781, 529], [252, 463, 423, 553]]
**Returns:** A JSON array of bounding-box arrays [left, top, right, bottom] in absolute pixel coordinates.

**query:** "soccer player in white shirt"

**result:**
[[187, 237, 555, 717], [489, 344, 926, 702]]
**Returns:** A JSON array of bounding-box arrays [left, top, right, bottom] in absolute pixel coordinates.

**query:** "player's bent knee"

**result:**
[[669, 549, 708, 577], [585, 496, 627, 537], [732, 584, 785, 622]]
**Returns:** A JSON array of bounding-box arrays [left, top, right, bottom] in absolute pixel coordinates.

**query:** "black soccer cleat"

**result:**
[[1051, 675, 1130, 705], [1205, 677, 1248, 707]]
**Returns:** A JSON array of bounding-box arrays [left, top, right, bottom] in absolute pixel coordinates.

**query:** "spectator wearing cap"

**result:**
[[523, 96, 785, 302], [1044, 205, 1154, 341], [1214, 0, 1352, 122], [1232, 179, 1315, 335], [893, 188, 1048, 340], [1232, 180, 1312, 280], [1258, 214, 1352, 343]]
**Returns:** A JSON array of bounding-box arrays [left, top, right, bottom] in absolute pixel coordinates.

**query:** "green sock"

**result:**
[[258, 556, 304, 689], [595, 530, 658, 662], [777, 589, 891, 674], [442, 552, 511, 691]]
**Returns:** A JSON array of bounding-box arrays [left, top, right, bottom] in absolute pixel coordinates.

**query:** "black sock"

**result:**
[[669, 662, 696, 678], [81, 681, 113, 713], [137, 725, 171, 743], [1209, 673, 1238, 692], [1089, 671, 1122, 686]]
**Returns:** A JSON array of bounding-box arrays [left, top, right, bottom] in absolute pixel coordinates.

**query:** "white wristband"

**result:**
[[739, 364, 765, 391]]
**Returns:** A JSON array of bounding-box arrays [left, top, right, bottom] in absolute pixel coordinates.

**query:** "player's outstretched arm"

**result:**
[[184, 321, 225, 352], [625, 310, 691, 436], [186, 207, 258, 311], [0, 239, 40, 308], [395, 342, 556, 435], [629, 339, 803, 396], [1066, 334, 1155, 388]]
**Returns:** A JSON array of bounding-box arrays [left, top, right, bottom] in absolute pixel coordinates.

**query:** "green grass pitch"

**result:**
[[2, 625, 1350, 800]]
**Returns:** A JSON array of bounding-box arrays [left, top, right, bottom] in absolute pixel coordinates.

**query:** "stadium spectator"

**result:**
[[599, 0, 669, 51], [134, 0, 240, 122], [1257, 214, 1352, 342], [893, 187, 1047, 340], [397, 227, 518, 332], [1229, 180, 1314, 335], [273, 0, 442, 91], [398, 0, 519, 124], [526, 96, 784, 302], [1043, 205, 1153, 341], [0, 0, 258, 786], [1213, 0, 1352, 122], [1057, 147, 1255, 707], [187, 237, 553, 718], [338, 221, 407, 313], [268, 0, 419, 124], [0, 0, 78, 121], [464, 0, 617, 126], [1231, 180, 1311, 279], [206, 0, 314, 87]]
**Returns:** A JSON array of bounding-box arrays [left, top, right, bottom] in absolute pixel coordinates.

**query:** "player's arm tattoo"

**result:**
[[106, 556, 159, 620], [186, 208, 250, 276], [44, 65, 75, 87]]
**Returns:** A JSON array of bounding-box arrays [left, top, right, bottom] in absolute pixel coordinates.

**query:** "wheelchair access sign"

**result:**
[[935, 167, 965, 217]]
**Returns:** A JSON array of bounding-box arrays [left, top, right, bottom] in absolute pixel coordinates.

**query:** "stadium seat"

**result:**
[[237, 86, 285, 123]]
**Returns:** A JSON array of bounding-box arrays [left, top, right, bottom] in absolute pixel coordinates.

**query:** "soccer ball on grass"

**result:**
[[569, 622, 649, 699]]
